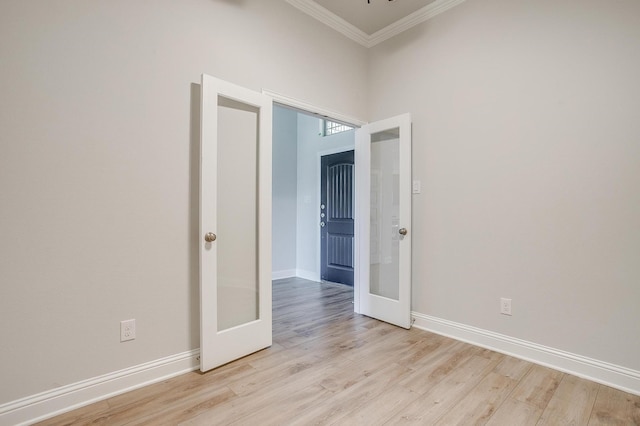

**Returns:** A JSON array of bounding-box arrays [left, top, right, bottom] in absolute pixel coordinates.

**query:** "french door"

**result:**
[[355, 114, 412, 329], [199, 74, 272, 372]]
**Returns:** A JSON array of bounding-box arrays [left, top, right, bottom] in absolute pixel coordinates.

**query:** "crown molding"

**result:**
[[368, 0, 468, 46], [285, 0, 468, 48], [285, 0, 369, 47]]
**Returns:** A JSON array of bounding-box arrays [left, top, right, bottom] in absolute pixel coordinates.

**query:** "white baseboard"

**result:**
[[272, 269, 297, 280], [0, 349, 200, 426], [412, 312, 640, 396], [10, 315, 637, 426], [295, 269, 320, 282]]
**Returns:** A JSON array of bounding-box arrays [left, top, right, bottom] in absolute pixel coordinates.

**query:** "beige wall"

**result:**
[[0, 0, 367, 403], [369, 0, 640, 371]]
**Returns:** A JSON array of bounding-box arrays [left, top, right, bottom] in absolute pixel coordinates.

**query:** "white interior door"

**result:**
[[199, 74, 272, 372], [355, 113, 412, 329]]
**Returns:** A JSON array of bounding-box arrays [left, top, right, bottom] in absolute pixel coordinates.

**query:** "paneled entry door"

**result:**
[[320, 150, 355, 286], [355, 114, 412, 329], [199, 74, 272, 372]]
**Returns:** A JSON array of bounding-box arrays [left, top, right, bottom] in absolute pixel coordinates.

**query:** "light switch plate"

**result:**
[[412, 180, 421, 194]]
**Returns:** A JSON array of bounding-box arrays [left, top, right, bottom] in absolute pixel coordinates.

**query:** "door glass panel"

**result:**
[[369, 127, 400, 300], [217, 96, 259, 331]]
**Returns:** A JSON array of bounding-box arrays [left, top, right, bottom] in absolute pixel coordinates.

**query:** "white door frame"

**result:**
[[263, 90, 366, 129]]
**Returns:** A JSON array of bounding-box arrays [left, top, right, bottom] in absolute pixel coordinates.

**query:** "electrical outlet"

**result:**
[[500, 298, 512, 316], [120, 319, 136, 342]]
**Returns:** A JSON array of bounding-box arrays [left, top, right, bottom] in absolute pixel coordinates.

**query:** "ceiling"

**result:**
[[315, 0, 438, 35], [286, 0, 465, 48]]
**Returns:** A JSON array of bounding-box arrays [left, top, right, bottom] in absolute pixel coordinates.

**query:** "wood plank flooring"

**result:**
[[38, 278, 640, 425]]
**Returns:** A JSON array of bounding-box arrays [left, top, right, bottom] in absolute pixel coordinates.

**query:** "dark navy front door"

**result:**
[[320, 150, 355, 286]]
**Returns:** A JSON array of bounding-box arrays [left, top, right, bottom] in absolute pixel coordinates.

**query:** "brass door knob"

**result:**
[[204, 232, 217, 242], [399, 228, 408, 236]]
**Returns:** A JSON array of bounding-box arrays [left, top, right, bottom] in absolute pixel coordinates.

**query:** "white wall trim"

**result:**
[[296, 269, 320, 282], [412, 312, 640, 397], [263, 89, 367, 128], [285, 0, 468, 48], [272, 269, 297, 280], [0, 349, 200, 426], [284, 0, 370, 47], [368, 0, 468, 47], [8, 315, 638, 425]]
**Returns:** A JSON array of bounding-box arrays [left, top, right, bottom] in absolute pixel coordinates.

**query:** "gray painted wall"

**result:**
[[369, 0, 640, 371], [0, 0, 367, 404], [272, 106, 298, 276]]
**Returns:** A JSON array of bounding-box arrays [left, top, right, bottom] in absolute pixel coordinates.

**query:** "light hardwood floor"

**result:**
[[39, 278, 640, 425]]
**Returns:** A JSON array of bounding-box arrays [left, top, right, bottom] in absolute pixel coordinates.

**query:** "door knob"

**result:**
[[204, 232, 217, 242], [399, 228, 408, 236]]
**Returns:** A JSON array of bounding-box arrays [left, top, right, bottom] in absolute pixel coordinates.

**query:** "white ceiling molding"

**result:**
[[286, 0, 468, 48], [285, 0, 370, 47], [368, 0, 468, 46]]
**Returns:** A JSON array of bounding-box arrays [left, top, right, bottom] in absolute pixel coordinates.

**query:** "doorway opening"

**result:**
[[272, 103, 357, 296], [198, 77, 412, 374]]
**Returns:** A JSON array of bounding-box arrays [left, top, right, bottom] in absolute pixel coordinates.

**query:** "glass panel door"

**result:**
[[369, 127, 400, 301], [216, 96, 259, 331], [200, 74, 272, 372], [356, 114, 412, 329]]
